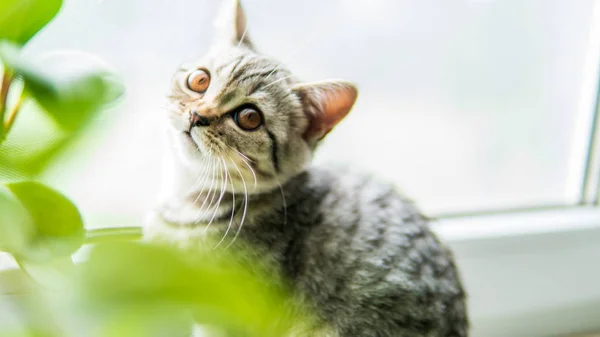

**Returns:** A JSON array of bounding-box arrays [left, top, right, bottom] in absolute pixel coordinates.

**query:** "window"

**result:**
[[29, 0, 599, 219]]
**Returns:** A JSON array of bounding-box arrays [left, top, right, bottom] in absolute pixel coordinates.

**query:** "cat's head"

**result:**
[[165, 0, 357, 193]]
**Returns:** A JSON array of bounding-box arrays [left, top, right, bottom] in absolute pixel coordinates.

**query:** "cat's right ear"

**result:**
[[214, 0, 254, 49], [292, 80, 358, 145]]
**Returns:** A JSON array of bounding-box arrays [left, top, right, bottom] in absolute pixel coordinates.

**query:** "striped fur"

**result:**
[[145, 1, 469, 336]]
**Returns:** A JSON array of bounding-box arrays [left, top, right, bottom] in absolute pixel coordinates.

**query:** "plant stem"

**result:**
[[3, 89, 23, 133], [0, 70, 12, 121], [85, 226, 144, 244], [0, 69, 14, 143]]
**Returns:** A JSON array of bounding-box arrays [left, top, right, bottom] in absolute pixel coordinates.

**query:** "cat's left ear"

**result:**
[[214, 0, 254, 49], [292, 80, 358, 144]]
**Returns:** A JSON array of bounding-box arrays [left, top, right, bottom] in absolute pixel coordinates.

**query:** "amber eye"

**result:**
[[234, 107, 263, 131], [187, 69, 210, 93]]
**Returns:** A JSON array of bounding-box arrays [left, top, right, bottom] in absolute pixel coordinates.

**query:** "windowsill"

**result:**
[[433, 206, 600, 337], [434, 205, 600, 243]]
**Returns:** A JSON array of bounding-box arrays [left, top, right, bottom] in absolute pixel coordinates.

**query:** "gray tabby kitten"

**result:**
[[145, 1, 469, 336]]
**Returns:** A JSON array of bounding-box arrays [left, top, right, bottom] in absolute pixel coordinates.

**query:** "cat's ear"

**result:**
[[292, 80, 358, 143], [214, 0, 254, 49]]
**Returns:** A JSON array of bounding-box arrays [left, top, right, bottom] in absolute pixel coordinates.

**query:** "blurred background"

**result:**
[[21, 0, 597, 220]]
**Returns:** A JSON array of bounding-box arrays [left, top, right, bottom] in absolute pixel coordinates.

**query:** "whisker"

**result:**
[[185, 170, 206, 201], [233, 148, 254, 163], [214, 158, 236, 249], [196, 157, 219, 218], [276, 178, 288, 227], [262, 75, 295, 89], [223, 142, 254, 163], [224, 156, 248, 249], [237, 26, 249, 48], [223, 143, 257, 188], [200, 157, 222, 215], [186, 154, 213, 198], [190, 155, 215, 207], [263, 64, 283, 82], [191, 152, 214, 204], [204, 156, 230, 232], [233, 151, 257, 188]]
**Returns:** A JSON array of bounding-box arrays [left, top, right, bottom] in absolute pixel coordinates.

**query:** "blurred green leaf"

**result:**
[[0, 332, 56, 337], [0, 42, 124, 132], [0, 131, 69, 179], [0, 0, 62, 45], [3, 181, 84, 261], [17, 256, 74, 289], [96, 308, 193, 337], [0, 185, 34, 255], [76, 242, 306, 337], [0, 43, 124, 178], [0, 268, 36, 296], [0, 283, 64, 337]]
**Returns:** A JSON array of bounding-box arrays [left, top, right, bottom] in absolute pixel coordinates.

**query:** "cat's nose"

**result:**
[[189, 110, 211, 127]]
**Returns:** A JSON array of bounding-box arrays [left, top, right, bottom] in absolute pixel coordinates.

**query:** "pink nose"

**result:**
[[190, 110, 211, 127]]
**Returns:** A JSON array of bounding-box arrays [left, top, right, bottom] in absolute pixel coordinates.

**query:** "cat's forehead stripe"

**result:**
[[214, 55, 282, 102], [215, 54, 246, 75], [224, 55, 277, 85]]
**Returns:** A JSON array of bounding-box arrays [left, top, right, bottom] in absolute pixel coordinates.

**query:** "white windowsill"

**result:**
[[433, 206, 600, 337]]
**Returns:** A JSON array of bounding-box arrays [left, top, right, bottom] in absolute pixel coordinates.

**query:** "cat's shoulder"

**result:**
[[304, 164, 429, 221], [307, 164, 410, 199]]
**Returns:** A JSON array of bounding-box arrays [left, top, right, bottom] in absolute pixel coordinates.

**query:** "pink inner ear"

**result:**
[[321, 87, 358, 133], [303, 83, 358, 141]]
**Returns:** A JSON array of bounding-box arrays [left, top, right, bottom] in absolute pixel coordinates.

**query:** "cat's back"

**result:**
[[283, 167, 468, 336]]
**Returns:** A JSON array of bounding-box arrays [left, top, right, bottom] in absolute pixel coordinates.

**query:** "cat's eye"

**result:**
[[234, 107, 263, 131], [187, 69, 211, 93]]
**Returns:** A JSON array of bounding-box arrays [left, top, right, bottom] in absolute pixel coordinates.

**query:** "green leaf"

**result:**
[[0, 42, 125, 132], [76, 242, 308, 337], [17, 256, 75, 289], [0, 332, 54, 337], [0, 268, 36, 295], [0, 43, 124, 177], [0, 0, 62, 45], [3, 181, 84, 261], [0, 185, 34, 255], [0, 130, 70, 179]]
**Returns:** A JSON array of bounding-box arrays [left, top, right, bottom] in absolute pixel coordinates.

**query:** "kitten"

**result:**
[[144, 1, 469, 336]]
